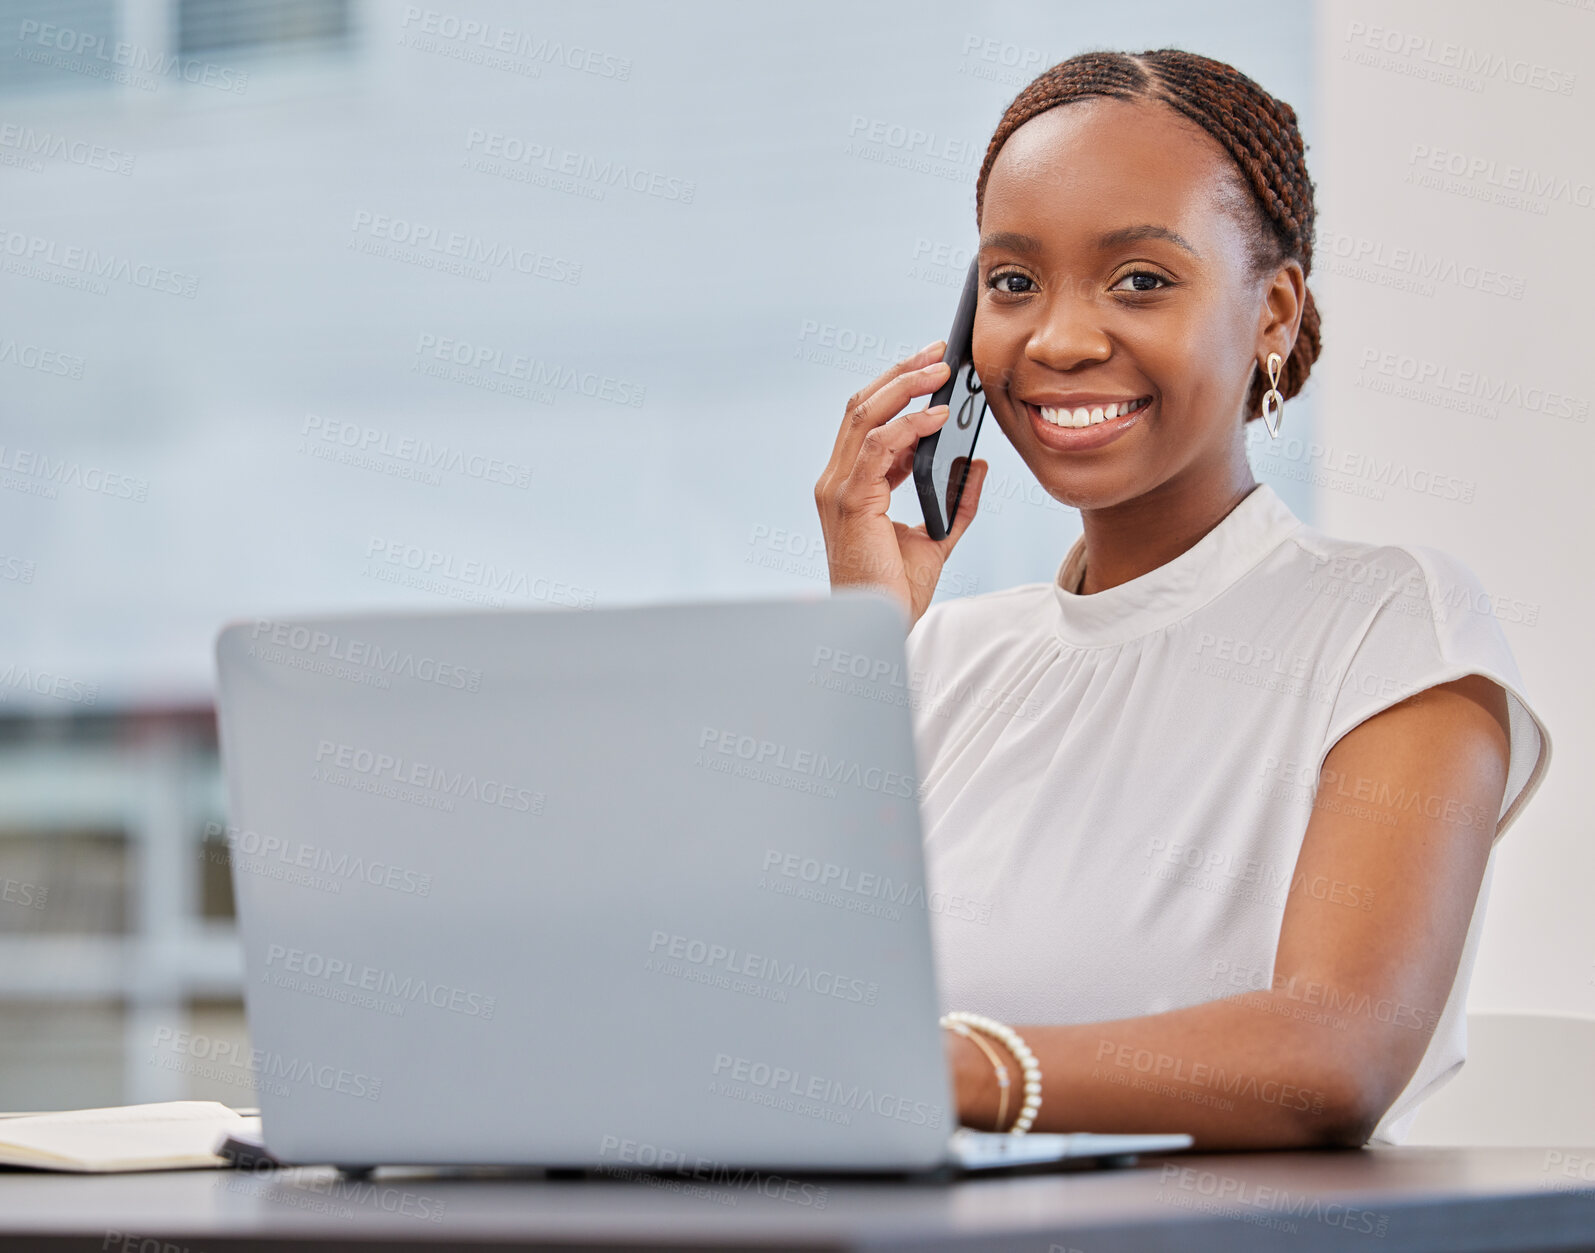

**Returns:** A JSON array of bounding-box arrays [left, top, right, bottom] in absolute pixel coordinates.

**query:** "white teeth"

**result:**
[[1036, 399, 1146, 427]]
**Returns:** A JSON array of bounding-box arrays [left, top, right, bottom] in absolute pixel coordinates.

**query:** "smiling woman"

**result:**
[[813, 48, 1551, 1149]]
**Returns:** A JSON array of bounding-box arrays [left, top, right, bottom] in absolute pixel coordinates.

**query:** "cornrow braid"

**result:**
[[974, 48, 1321, 422]]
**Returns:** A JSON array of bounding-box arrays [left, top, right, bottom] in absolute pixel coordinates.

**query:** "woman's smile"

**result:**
[[1032, 395, 1152, 427], [1018, 395, 1152, 451]]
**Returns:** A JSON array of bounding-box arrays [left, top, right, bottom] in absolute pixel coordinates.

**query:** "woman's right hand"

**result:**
[[813, 340, 988, 631]]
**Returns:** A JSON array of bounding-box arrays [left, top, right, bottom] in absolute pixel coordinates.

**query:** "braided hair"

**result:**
[[974, 49, 1321, 422]]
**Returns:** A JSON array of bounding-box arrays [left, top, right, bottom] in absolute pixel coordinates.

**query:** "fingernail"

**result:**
[[921, 339, 945, 355]]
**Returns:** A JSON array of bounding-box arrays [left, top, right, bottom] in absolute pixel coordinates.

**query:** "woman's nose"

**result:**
[[1024, 284, 1112, 372]]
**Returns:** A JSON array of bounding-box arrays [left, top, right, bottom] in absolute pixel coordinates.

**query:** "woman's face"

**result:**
[[974, 95, 1295, 510]]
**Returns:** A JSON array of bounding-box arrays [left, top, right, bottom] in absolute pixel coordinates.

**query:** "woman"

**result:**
[[813, 48, 1550, 1149]]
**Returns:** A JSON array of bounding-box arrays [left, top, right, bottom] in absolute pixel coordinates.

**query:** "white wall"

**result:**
[[1314, 0, 1594, 1018]]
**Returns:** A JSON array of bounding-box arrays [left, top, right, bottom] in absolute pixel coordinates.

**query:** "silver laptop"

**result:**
[[214, 590, 1191, 1175]]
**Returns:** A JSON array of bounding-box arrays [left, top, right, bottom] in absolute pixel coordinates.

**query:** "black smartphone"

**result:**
[[913, 258, 986, 541]]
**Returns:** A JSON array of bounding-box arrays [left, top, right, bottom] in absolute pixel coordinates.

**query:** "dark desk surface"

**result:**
[[3, 1146, 1595, 1252]]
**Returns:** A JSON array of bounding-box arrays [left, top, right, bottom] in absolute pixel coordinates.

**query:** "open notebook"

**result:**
[[0, 1102, 260, 1172]]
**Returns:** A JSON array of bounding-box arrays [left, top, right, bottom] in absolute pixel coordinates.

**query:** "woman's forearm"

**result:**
[[949, 991, 1414, 1149]]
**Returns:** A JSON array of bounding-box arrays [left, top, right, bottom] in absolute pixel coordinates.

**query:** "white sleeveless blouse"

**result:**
[[904, 483, 1550, 1143]]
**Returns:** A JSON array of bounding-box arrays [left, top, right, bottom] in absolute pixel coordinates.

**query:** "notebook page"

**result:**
[[0, 1101, 258, 1172]]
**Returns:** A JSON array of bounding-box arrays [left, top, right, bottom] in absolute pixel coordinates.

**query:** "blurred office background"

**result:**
[[0, 0, 1587, 1131]]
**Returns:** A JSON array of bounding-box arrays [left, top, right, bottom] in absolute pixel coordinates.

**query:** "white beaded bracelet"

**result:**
[[940, 1011, 1042, 1134], [943, 1020, 1010, 1130]]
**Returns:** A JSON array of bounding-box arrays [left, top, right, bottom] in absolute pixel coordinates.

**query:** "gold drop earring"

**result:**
[[1261, 352, 1284, 438]]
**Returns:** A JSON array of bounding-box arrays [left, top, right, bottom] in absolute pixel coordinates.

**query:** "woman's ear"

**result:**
[[1255, 257, 1305, 364]]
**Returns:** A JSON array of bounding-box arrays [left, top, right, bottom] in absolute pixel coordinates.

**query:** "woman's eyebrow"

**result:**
[[1099, 223, 1202, 258], [979, 230, 1045, 255], [980, 225, 1202, 259]]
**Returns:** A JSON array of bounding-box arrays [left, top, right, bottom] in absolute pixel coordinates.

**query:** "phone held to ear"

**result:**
[[913, 258, 987, 542]]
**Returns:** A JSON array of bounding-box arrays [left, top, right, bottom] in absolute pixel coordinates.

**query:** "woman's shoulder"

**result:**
[[1286, 519, 1467, 580], [1280, 523, 1520, 630], [1282, 521, 1551, 840]]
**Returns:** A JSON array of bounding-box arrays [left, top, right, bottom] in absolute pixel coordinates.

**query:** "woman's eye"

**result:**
[[1113, 270, 1168, 293], [989, 270, 1035, 295]]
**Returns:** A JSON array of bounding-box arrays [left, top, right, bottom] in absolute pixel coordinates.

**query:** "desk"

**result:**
[[2, 1147, 1594, 1251]]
